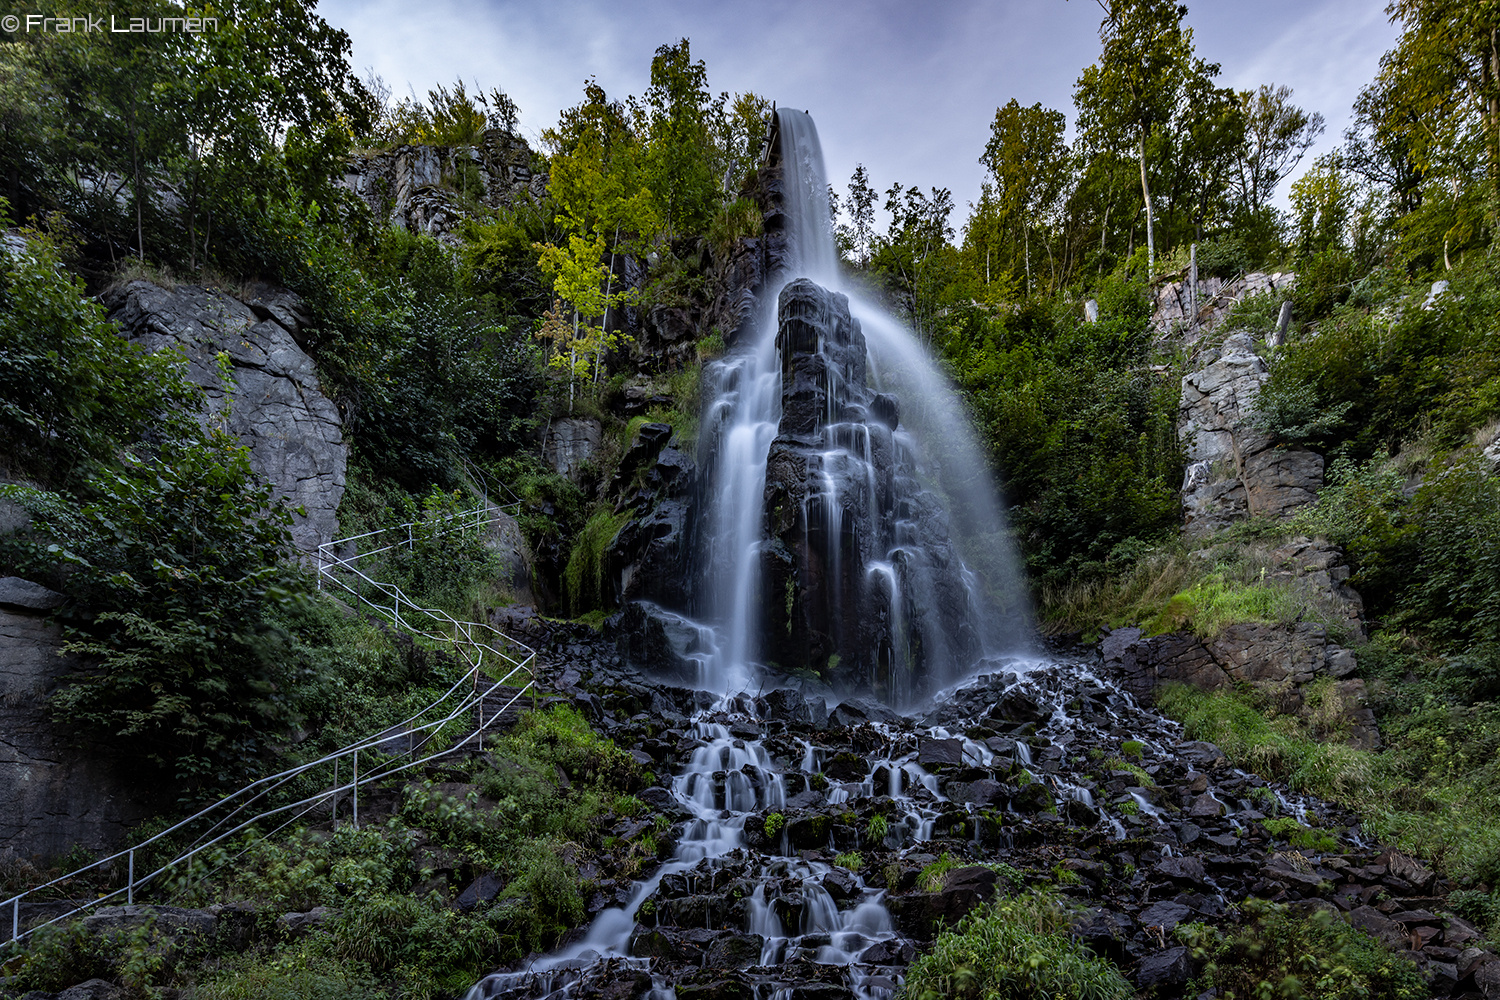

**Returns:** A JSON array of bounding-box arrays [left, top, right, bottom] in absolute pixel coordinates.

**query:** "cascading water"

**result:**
[[696, 108, 1028, 705], [467, 109, 1029, 1000]]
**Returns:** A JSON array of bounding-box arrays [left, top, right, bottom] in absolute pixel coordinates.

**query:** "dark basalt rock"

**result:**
[[754, 278, 983, 700]]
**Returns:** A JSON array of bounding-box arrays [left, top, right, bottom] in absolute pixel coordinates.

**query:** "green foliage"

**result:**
[[899, 889, 1132, 1000], [1258, 258, 1500, 456], [194, 942, 378, 1000], [1177, 899, 1426, 1000], [918, 853, 958, 893], [834, 851, 864, 872], [1120, 740, 1145, 761], [938, 272, 1182, 586], [563, 505, 632, 616], [1447, 889, 1500, 936], [0, 233, 198, 484], [708, 196, 763, 254], [866, 814, 889, 842], [763, 812, 785, 839], [1161, 682, 1500, 885], [1261, 817, 1341, 852], [1145, 573, 1302, 639], [1, 419, 304, 782], [1296, 454, 1500, 654]]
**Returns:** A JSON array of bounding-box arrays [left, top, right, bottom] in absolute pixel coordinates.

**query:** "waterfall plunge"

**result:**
[[696, 108, 1029, 705]]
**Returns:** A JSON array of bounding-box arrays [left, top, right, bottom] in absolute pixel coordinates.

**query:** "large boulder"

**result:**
[[1100, 622, 1379, 748], [105, 281, 347, 556], [543, 418, 602, 481]]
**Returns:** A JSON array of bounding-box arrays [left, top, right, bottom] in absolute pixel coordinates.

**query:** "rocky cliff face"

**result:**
[[1152, 270, 1296, 344], [1, 580, 149, 860], [1179, 332, 1324, 536], [337, 130, 547, 243], [104, 281, 348, 556]]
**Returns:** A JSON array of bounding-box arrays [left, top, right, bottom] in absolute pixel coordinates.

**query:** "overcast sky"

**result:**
[[319, 0, 1398, 225]]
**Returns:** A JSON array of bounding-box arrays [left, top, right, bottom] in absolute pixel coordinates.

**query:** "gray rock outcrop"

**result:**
[[337, 130, 546, 243], [1152, 271, 1296, 343], [105, 281, 347, 556], [1, 601, 148, 859], [544, 418, 603, 481], [1179, 333, 1322, 535], [1101, 621, 1379, 749]]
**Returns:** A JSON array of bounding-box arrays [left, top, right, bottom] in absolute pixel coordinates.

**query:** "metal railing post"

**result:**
[[332, 758, 339, 828], [352, 751, 359, 831], [13, 896, 18, 943], [127, 850, 134, 905]]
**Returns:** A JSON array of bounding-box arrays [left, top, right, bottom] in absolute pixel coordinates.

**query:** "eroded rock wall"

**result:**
[[337, 130, 547, 243], [1, 587, 149, 860], [1180, 332, 1323, 536], [104, 281, 347, 556]]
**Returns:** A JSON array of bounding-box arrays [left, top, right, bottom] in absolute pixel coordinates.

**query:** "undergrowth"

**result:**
[[1160, 683, 1500, 886], [898, 889, 1132, 1000]]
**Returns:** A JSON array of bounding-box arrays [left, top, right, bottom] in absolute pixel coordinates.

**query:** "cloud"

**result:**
[[321, 0, 1396, 221]]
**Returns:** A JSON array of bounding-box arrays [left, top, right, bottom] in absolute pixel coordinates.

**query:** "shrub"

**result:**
[[1178, 899, 1426, 1000], [0, 233, 198, 486], [899, 889, 1132, 1000]]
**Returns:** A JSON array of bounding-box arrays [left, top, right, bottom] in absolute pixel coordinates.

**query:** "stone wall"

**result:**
[[104, 281, 348, 557], [1, 582, 149, 860]]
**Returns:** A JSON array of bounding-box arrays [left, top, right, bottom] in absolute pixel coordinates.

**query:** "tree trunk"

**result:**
[[1138, 132, 1156, 277], [131, 102, 144, 261]]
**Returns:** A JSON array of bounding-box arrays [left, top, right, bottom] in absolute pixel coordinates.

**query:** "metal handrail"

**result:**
[[4, 501, 539, 946]]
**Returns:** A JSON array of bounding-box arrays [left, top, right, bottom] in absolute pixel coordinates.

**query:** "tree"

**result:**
[[1379, 0, 1500, 201], [845, 163, 878, 268], [534, 233, 632, 409], [872, 183, 956, 339], [981, 100, 1072, 293], [546, 79, 660, 246], [1075, 0, 1228, 272], [1234, 84, 1325, 216], [636, 39, 719, 240]]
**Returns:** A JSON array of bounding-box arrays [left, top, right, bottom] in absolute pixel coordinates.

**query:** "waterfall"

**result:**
[[696, 108, 1029, 704]]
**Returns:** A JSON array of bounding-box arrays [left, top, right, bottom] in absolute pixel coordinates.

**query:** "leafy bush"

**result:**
[[0, 427, 304, 782], [939, 282, 1182, 586], [0, 234, 199, 485], [1177, 900, 1426, 1000], [899, 889, 1131, 1000]]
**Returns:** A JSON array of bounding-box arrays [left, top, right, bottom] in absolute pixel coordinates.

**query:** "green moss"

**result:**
[[563, 506, 633, 617], [763, 812, 784, 839], [1262, 817, 1341, 852]]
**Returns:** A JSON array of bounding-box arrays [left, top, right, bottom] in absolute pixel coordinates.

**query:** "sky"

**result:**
[[319, 0, 1399, 226]]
